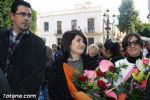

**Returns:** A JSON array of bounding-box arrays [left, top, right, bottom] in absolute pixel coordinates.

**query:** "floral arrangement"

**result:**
[[117, 58, 150, 100], [73, 60, 127, 100], [132, 58, 150, 83]]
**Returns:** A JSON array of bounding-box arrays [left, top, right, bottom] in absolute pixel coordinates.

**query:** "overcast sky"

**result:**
[[25, 0, 149, 22]]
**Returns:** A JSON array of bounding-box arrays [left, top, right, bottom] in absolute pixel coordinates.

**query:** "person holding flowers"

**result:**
[[44, 30, 98, 100], [114, 33, 149, 100]]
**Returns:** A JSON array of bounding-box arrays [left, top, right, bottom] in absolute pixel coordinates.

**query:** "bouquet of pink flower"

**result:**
[[131, 58, 150, 89], [74, 60, 119, 100], [117, 58, 150, 100]]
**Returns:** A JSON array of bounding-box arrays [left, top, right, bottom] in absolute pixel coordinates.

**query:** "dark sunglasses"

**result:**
[[15, 12, 32, 18], [126, 40, 140, 47]]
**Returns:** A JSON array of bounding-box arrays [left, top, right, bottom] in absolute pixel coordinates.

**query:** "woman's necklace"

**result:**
[[67, 57, 83, 69]]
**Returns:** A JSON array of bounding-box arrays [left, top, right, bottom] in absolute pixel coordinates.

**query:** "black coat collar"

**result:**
[[127, 55, 142, 64]]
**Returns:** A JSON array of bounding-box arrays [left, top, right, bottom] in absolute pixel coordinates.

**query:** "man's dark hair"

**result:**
[[11, 0, 31, 14]]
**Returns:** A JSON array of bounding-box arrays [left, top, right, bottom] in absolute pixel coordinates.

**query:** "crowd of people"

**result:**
[[0, 0, 150, 100]]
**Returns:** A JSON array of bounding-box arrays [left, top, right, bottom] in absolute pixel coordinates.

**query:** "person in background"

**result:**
[[0, 0, 47, 95], [51, 44, 58, 56], [86, 44, 102, 68], [38, 46, 53, 100], [87, 44, 99, 58], [146, 41, 150, 58], [102, 39, 124, 65], [45, 30, 97, 100], [143, 41, 148, 57], [96, 42, 104, 57], [46, 46, 53, 62]]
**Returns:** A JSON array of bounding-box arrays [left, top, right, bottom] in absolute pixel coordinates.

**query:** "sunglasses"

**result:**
[[126, 40, 140, 48]]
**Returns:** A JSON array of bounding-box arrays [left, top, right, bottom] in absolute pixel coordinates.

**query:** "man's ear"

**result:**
[[11, 13, 14, 21]]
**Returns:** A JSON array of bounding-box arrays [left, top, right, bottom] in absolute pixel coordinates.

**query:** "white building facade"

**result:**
[[37, 6, 117, 47], [148, 0, 150, 22]]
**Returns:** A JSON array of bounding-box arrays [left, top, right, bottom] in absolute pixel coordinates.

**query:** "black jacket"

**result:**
[[111, 55, 125, 65], [0, 68, 11, 94], [0, 29, 47, 95]]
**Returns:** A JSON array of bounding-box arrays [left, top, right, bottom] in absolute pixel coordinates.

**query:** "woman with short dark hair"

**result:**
[[122, 33, 143, 52], [45, 30, 95, 100], [61, 30, 87, 62]]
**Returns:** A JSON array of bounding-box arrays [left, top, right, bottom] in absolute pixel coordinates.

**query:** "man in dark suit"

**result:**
[[0, 0, 47, 96]]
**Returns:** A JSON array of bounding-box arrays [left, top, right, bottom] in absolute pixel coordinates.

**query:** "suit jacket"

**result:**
[[0, 29, 47, 95]]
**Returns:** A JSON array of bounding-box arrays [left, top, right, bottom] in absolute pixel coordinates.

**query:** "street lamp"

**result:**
[[103, 9, 115, 40]]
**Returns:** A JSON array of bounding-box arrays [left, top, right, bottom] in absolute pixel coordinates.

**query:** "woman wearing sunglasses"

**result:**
[[114, 33, 146, 100]]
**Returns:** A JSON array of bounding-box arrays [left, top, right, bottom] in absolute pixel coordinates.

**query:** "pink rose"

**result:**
[[132, 67, 139, 76], [99, 60, 114, 72], [143, 58, 149, 66], [84, 70, 96, 82]]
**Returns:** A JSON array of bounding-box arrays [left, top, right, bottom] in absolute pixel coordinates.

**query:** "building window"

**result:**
[[88, 38, 94, 45], [71, 20, 77, 30], [88, 18, 95, 33], [57, 21, 62, 34], [44, 22, 49, 32]]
